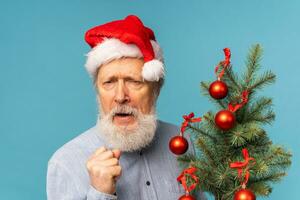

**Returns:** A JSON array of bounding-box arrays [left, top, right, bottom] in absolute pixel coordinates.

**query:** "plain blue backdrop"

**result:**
[[0, 0, 299, 199]]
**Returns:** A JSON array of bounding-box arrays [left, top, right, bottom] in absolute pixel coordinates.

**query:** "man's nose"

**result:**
[[114, 80, 129, 104]]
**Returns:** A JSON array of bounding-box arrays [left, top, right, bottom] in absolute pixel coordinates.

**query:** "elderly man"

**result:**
[[47, 15, 206, 200]]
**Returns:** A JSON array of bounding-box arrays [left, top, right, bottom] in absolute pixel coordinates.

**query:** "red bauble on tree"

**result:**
[[209, 48, 231, 99], [215, 110, 235, 130], [214, 90, 249, 130], [234, 188, 256, 200], [169, 112, 201, 155], [169, 135, 189, 155], [178, 194, 196, 200], [209, 80, 228, 99]]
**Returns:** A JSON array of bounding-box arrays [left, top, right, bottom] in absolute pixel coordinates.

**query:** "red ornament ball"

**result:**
[[215, 110, 236, 130], [234, 188, 256, 200], [169, 136, 189, 155], [179, 194, 196, 200], [209, 80, 228, 99]]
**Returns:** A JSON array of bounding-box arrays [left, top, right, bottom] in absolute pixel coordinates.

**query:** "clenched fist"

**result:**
[[86, 147, 122, 195]]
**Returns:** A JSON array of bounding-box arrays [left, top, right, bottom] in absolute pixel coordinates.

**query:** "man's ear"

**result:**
[[96, 94, 102, 108], [93, 67, 100, 90], [153, 81, 162, 100]]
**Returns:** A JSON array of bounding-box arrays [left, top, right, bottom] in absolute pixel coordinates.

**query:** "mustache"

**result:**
[[109, 105, 139, 117]]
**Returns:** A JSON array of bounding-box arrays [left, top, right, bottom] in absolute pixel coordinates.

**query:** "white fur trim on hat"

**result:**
[[142, 60, 165, 81], [85, 38, 164, 81]]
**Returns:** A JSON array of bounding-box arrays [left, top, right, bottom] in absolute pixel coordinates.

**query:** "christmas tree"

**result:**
[[173, 44, 292, 200]]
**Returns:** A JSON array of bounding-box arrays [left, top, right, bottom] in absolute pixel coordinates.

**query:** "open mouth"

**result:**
[[113, 112, 135, 125], [114, 112, 134, 117]]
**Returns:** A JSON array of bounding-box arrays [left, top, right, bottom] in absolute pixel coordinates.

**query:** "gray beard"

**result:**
[[96, 104, 157, 152]]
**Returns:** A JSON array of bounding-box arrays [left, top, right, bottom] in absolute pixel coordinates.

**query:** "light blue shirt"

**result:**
[[47, 120, 206, 200]]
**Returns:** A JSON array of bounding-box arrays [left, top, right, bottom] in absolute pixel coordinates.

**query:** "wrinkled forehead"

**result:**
[[97, 58, 144, 81]]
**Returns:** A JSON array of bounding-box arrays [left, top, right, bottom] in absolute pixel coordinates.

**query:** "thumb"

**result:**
[[112, 149, 121, 159]]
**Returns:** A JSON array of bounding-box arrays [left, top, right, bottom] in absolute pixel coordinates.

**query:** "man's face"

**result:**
[[96, 57, 156, 129]]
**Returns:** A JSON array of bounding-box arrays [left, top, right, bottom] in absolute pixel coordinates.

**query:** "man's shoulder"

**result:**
[[157, 119, 179, 133], [48, 125, 103, 165]]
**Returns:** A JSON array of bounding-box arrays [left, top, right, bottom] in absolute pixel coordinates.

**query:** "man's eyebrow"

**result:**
[[101, 76, 117, 81], [102, 75, 143, 81], [124, 76, 143, 81]]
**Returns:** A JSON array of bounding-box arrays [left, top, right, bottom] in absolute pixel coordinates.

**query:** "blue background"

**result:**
[[0, 0, 299, 199]]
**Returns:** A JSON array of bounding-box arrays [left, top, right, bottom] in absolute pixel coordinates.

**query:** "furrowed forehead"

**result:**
[[97, 58, 144, 80]]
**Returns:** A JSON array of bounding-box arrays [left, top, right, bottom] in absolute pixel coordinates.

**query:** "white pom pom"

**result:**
[[142, 60, 165, 81]]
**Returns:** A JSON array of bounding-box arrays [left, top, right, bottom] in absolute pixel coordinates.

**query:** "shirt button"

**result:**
[[146, 181, 150, 186]]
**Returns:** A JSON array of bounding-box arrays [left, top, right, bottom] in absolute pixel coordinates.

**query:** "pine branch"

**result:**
[[177, 153, 196, 163], [268, 161, 292, 169], [251, 172, 287, 183], [246, 97, 273, 119], [196, 137, 217, 167], [230, 129, 247, 147], [265, 146, 292, 170], [271, 146, 293, 157], [248, 70, 276, 92], [249, 182, 272, 196], [245, 110, 275, 124], [200, 81, 210, 96], [242, 124, 266, 142], [188, 125, 218, 143], [243, 44, 263, 88], [213, 165, 232, 188], [223, 66, 242, 91], [194, 159, 210, 168], [177, 153, 198, 170], [247, 138, 273, 152]]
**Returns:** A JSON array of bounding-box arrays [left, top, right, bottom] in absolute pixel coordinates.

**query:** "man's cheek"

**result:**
[[98, 95, 111, 112]]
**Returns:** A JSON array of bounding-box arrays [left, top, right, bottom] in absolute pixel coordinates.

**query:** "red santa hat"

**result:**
[[84, 15, 164, 82]]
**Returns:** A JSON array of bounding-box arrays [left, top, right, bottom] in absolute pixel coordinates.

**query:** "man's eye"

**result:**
[[102, 81, 115, 89], [127, 80, 143, 89], [130, 80, 143, 85], [103, 80, 114, 85]]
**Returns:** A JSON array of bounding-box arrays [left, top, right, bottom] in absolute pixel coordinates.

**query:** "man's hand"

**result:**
[[86, 147, 122, 195]]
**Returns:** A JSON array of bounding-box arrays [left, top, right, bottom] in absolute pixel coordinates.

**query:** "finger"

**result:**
[[114, 170, 122, 181], [95, 150, 114, 161], [94, 146, 107, 156], [109, 165, 122, 177], [112, 149, 121, 159], [97, 158, 119, 167]]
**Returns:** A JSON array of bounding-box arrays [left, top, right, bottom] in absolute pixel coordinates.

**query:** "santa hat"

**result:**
[[84, 15, 165, 82]]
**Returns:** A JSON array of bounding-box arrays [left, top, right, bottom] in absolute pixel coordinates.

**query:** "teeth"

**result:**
[[115, 112, 132, 115]]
